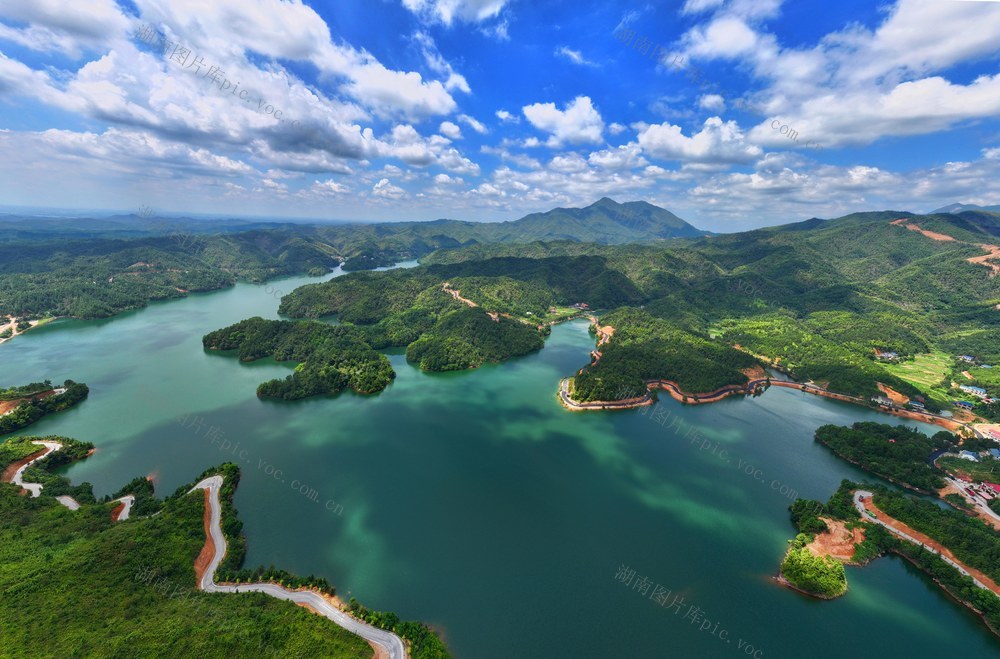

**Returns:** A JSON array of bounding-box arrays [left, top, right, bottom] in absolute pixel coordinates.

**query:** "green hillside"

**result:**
[[0, 438, 371, 658]]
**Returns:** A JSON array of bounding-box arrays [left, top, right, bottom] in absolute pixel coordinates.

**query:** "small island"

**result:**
[[208, 268, 564, 400], [202, 318, 395, 400], [776, 420, 1000, 638], [778, 533, 849, 599]]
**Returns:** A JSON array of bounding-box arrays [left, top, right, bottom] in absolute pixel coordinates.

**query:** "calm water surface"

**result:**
[[3, 267, 998, 658]]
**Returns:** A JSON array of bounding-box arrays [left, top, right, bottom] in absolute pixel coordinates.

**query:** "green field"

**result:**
[[542, 306, 586, 324], [968, 366, 1000, 393], [938, 455, 1000, 483], [883, 351, 954, 405]]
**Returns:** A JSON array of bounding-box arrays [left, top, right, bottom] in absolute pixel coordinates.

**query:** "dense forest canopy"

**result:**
[[203, 318, 395, 400], [813, 422, 954, 492]]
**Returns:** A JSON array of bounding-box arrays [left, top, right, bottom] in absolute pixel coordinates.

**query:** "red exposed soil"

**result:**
[[968, 244, 1000, 275], [807, 518, 866, 561], [862, 496, 1000, 596], [1, 448, 47, 483], [111, 502, 126, 521], [193, 488, 215, 584]]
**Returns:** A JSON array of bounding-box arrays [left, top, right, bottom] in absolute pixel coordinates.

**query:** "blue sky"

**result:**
[[1, 0, 999, 231]]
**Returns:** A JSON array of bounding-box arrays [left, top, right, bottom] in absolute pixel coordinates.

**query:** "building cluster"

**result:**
[[959, 384, 992, 401]]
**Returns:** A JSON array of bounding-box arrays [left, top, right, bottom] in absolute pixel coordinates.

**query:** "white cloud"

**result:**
[[132, 0, 459, 119], [555, 46, 596, 67], [311, 179, 350, 195], [675, 0, 1000, 149], [401, 0, 510, 25], [522, 95, 605, 146], [588, 143, 649, 170], [608, 122, 628, 135], [748, 73, 1000, 148], [413, 31, 471, 93], [373, 177, 406, 199], [496, 109, 519, 123], [638, 117, 763, 163], [681, 0, 726, 14], [439, 121, 462, 139], [681, 0, 783, 20], [682, 16, 760, 59], [0, 0, 131, 55], [699, 94, 725, 111], [458, 113, 488, 134]]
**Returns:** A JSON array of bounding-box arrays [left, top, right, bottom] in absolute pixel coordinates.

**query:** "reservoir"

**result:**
[[3, 268, 999, 658]]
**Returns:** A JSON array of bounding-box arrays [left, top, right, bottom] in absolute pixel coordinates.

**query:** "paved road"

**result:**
[[114, 495, 135, 521], [558, 378, 650, 410], [853, 489, 992, 591], [191, 476, 407, 659], [10, 440, 62, 497], [56, 495, 81, 510]]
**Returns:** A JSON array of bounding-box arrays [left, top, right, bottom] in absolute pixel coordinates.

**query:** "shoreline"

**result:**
[[558, 374, 768, 412], [0, 317, 45, 346], [192, 475, 408, 659], [772, 572, 843, 601], [857, 491, 1000, 595], [559, 366, 979, 435], [887, 548, 1000, 638]]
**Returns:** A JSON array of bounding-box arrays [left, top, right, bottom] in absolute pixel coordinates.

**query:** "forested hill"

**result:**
[[0, 199, 700, 319], [497, 197, 706, 242], [306, 197, 705, 269], [313, 207, 998, 406], [766, 209, 1000, 241]]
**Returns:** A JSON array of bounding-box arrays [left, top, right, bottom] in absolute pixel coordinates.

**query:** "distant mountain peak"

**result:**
[[931, 202, 1000, 214], [509, 198, 707, 242]]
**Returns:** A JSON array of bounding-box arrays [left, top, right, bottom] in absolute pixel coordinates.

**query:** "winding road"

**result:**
[[853, 489, 1000, 594], [9, 440, 62, 497], [191, 475, 407, 659], [6, 441, 144, 518], [114, 495, 135, 521]]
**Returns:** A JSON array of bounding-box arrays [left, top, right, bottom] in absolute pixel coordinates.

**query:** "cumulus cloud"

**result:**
[[496, 109, 519, 123], [373, 177, 406, 199], [401, 0, 510, 25], [699, 94, 725, 111], [413, 30, 471, 93], [588, 143, 648, 170], [522, 95, 605, 146], [638, 117, 763, 164], [0, 0, 131, 55], [439, 121, 462, 139], [674, 0, 1000, 149], [130, 0, 460, 119]]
